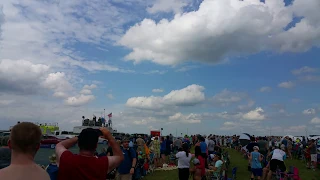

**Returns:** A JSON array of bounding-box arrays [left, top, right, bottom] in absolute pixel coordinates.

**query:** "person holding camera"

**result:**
[[55, 128, 124, 180]]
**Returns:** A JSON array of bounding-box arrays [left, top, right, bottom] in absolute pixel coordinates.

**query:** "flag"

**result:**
[[108, 113, 112, 118]]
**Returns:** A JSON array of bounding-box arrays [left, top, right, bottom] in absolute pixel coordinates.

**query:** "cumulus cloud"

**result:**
[[211, 89, 247, 106], [147, 0, 190, 14], [303, 108, 316, 115], [169, 112, 201, 124], [286, 125, 306, 133], [152, 89, 164, 93], [107, 94, 114, 100], [126, 84, 205, 110], [120, 0, 320, 66], [242, 107, 265, 121], [260, 86, 272, 92], [310, 117, 320, 124], [83, 84, 97, 90], [278, 81, 295, 88], [65, 94, 95, 107], [133, 117, 157, 125], [292, 66, 317, 75]]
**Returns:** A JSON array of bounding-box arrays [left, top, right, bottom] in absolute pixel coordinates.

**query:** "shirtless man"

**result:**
[[0, 122, 50, 180]]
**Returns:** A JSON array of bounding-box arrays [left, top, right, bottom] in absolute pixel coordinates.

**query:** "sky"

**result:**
[[0, 0, 320, 136]]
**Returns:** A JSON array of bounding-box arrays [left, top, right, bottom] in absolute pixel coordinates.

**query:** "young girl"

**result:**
[[249, 146, 263, 180]]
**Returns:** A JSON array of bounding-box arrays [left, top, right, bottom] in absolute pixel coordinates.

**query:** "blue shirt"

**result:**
[[200, 142, 207, 153], [46, 164, 58, 180], [118, 147, 137, 174], [251, 152, 262, 169], [160, 140, 166, 151], [282, 139, 287, 147]]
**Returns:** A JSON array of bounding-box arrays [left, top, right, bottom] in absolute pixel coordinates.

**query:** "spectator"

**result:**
[[247, 137, 259, 153], [0, 122, 50, 180], [249, 146, 263, 180], [267, 146, 286, 180], [210, 152, 223, 178], [117, 138, 137, 180], [56, 128, 123, 180], [160, 137, 167, 165], [0, 146, 11, 169], [309, 139, 317, 171], [208, 137, 215, 155], [45, 154, 59, 180], [257, 137, 268, 157], [136, 135, 145, 153], [165, 135, 173, 157], [150, 137, 160, 167], [176, 143, 192, 180], [173, 138, 182, 153], [194, 146, 205, 178], [190, 158, 202, 180]]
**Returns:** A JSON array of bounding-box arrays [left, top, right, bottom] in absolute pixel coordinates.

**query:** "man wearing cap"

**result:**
[[249, 146, 263, 180], [208, 153, 223, 178], [136, 135, 145, 153], [56, 128, 124, 180], [267, 146, 286, 180], [190, 158, 202, 180], [117, 138, 137, 180]]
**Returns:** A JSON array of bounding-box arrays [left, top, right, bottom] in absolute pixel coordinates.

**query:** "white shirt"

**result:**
[[176, 151, 192, 168], [271, 149, 286, 161]]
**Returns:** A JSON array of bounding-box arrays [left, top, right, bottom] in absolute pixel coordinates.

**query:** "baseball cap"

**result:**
[[210, 154, 216, 159], [280, 144, 286, 150], [122, 137, 130, 143], [193, 158, 200, 165], [253, 146, 259, 151]]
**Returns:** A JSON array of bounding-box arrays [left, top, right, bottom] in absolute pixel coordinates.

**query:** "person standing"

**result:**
[[207, 137, 215, 155], [267, 146, 286, 180], [176, 144, 192, 180], [0, 122, 50, 180], [249, 146, 263, 180], [150, 137, 160, 167], [309, 139, 317, 171], [56, 128, 124, 180], [117, 138, 137, 180], [160, 137, 167, 165]]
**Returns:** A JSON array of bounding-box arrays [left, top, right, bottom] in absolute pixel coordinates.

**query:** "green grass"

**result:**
[[144, 148, 319, 180]]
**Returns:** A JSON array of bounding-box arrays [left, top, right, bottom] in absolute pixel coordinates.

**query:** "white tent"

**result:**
[[239, 133, 250, 140]]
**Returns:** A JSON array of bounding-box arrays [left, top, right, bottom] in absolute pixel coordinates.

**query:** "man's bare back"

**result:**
[[0, 164, 50, 180]]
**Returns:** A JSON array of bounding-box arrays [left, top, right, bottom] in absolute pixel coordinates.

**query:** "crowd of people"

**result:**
[[0, 122, 319, 180]]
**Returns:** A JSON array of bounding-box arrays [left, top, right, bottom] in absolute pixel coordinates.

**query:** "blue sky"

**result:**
[[0, 0, 319, 136]]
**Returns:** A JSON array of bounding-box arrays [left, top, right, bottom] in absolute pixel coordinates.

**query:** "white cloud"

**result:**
[[152, 89, 164, 93], [302, 108, 316, 115], [126, 84, 205, 110], [147, 0, 190, 14], [0, 100, 14, 106], [133, 117, 157, 125], [310, 117, 320, 124], [42, 72, 73, 94], [83, 84, 97, 90], [238, 100, 255, 110], [80, 89, 92, 95], [292, 66, 317, 75], [242, 107, 265, 121], [65, 94, 95, 107], [260, 86, 272, 92], [107, 94, 114, 100], [169, 112, 201, 124], [278, 81, 295, 88], [120, 0, 320, 66], [211, 89, 247, 106], [286, 125, 306, 133]]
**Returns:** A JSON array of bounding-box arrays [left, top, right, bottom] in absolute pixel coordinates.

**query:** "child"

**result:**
[[190, 158, 202, 180], [45, 154, 59, 180], [249, 146, 263, 180]]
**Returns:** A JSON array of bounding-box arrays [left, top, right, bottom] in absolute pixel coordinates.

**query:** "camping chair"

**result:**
[[286, 166, 301, 180], [227, 167, 237, 180]]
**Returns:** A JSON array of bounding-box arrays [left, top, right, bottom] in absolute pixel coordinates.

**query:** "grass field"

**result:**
[[144, 148, 319, 180]]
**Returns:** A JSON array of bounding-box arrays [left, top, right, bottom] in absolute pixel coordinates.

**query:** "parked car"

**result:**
[[98, 137, 108, 145], [41, 135, 65, 145]]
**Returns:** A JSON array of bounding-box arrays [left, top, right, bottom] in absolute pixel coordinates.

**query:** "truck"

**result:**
[[150, 130, 160, 137]]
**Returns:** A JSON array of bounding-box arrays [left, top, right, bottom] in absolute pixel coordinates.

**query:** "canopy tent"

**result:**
[[239, 133, 251, 146], [239, 133, 251, 140]]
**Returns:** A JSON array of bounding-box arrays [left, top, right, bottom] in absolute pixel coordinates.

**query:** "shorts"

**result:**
[[251, 168, 262, 177], [270, 159, 286, 172], [311, 154, 317, 162]]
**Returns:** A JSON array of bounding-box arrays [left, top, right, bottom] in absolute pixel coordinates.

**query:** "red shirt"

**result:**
[[196, 156, 205, 176], [58, 151, 109, 180]]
